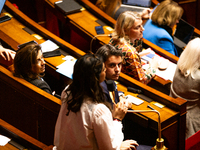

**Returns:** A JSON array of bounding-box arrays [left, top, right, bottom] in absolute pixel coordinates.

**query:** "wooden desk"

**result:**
[[44, 0, 179, 93], [1, 1, 187, 149], [0, 119, 53, 150]]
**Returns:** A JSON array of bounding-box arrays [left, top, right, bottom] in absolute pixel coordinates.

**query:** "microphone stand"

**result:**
[[127, 108, 168, 150]]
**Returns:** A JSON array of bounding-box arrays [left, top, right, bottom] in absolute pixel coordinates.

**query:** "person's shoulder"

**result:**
[[91, 103, 110, 116], [30, 78, 49, 88], [29, 78, 42, 85]]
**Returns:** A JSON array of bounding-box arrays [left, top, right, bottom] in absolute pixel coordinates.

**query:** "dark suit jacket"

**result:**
[[29, 78, 52, 94], [100, 80, 120, 105]]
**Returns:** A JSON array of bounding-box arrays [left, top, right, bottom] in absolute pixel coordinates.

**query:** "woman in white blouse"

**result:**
[[53, 53, 138, 150]]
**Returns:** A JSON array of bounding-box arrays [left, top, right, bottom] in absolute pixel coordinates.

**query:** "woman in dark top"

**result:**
[[13, 43, 53, 95]]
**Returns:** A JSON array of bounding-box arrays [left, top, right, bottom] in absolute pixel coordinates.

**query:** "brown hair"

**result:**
[[13, 43, 43, 81]]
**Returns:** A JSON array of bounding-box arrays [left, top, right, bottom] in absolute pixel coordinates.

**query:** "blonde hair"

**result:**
[[95, 0, 121, 17], [151, 0, 183, 26], [112, 11, 141, 43], [177, 38, 200, 78]]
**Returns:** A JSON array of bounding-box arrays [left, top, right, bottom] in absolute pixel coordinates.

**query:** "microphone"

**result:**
[[127, 105, 167, 150], [127, 87, 142, 94], [106, 80, 116, 105]]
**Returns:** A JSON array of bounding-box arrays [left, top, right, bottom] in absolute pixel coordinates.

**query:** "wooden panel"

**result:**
[[1, 1, 187, 149]]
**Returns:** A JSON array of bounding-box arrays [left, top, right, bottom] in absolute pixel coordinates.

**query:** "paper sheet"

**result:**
[[56, 56, 77, 79], [40, 40, 59, 53], [0, 135, 11, 146]]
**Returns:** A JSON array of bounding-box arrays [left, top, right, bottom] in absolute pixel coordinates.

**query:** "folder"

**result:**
[[55, 0, 82, 15]]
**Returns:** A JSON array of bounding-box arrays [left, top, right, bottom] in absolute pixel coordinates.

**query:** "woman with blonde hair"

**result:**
[[109, 11, 159, 84], [170, 37, 200, 139], [143, 0, 183, 56]]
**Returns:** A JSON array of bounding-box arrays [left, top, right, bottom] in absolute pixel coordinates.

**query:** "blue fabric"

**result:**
[[143, 19, 178, 56]]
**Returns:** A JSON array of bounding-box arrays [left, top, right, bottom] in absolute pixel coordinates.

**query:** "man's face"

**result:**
[[105, 55, 122, 81]]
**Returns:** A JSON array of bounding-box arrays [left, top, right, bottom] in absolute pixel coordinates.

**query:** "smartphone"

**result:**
[[95, 26, 104, 34], [0, 15, 11, 23], [17, 40, 38, 49]]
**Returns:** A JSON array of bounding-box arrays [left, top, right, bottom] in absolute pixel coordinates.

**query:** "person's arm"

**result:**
[[93, 103, 138, 150], [31, 79, 53, 95], [140, 8, 151, 20], [0, 45, 15, 61]]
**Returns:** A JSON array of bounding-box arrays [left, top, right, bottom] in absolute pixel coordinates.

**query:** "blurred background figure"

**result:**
[[143, 0, 183, 56], [170, 37, 200, 139], [95, 0, 151, 20]]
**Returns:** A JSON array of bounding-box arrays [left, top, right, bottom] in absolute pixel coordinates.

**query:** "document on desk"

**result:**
[[40, 40, 59, 53], [141, 49, 177, 81], [0, 135, 10, 146], [56, 56, 77, 79], [143, 61, 177, 81]]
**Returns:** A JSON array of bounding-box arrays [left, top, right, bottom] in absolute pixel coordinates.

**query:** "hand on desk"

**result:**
[[120, 96, 132, 109], [120, 140, 139, 150], [112, 101, 128, 121], [0, 45, 16, 66]]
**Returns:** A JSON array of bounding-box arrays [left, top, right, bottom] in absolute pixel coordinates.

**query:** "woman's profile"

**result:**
[[13, 43, 55, 96]]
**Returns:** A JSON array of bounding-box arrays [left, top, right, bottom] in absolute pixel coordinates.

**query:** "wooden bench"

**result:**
[[1, 1, 187, 149], [0, 118, 53, 150]]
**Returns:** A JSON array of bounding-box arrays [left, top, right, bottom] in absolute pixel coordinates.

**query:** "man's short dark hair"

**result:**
[[95, 44, 122, 62]]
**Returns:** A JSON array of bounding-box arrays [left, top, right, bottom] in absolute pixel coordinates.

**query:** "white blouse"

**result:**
[[54, 88, 124, 150]]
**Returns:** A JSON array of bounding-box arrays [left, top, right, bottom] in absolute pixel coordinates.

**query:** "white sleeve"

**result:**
[[92, 104, 124, 150]]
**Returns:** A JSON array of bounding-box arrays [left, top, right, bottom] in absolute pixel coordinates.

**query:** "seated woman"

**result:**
[[13, 43, 57, 97], [53, 53, 139, 150], [95, 0, 150, 20], [143, 0, 183, 56], [170, 38, 200, 139], [109, 11, 159, 84]]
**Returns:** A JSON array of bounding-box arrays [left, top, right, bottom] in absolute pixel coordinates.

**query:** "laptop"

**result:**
[[121, 0, 151, 13], [174, 19, 195, 48]]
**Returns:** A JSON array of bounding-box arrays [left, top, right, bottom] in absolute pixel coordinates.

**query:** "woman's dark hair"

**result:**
[[13, 43, 42, 81], [66, 53, 106, 115]]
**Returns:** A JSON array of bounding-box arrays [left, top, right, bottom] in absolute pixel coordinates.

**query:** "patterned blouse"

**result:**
[[109, 38, 156, 84]]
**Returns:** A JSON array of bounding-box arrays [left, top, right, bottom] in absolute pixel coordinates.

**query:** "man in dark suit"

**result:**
[[96, 44, 127, 106]]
